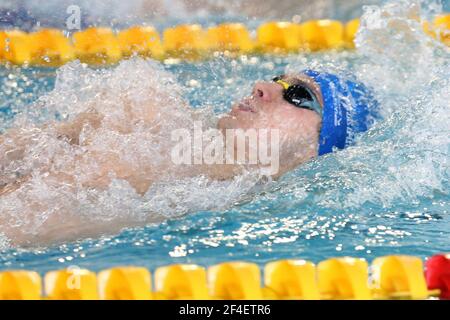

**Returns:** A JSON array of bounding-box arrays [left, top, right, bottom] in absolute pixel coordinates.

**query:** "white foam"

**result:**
[[281, 0, 449, 210], [0, 58, 264, 246]]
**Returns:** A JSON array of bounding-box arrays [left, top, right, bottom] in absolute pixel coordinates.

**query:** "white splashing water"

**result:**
[[280, 0, 449, 210], [0, 59, 262, 246], [341, 0, 449, 208]]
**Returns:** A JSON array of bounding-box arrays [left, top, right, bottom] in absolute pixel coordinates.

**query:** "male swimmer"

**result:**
[[0, 69, 380, 245]]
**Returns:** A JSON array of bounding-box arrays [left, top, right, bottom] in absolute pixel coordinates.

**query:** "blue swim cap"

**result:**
[[303, 70, 380, 156]]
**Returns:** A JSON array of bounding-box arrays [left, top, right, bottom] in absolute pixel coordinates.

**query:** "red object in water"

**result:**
[[425, 254, 450, 299]]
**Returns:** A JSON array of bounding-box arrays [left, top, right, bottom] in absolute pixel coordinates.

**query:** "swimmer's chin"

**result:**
[[217, 113, 249, 132], [217, 114, 236, 131]]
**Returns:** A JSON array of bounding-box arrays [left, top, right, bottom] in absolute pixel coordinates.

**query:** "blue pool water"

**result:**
[[0, 1, 449, 274]]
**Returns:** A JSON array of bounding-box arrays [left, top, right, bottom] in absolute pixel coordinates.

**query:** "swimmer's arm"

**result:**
[[202, 163, 244, 181], [0, 111, 103, 149], [0, 127, 38, 168], [54, 112, 104, 145], [0, 111, 103, 181]]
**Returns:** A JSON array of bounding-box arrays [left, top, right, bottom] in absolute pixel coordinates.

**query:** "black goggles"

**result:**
[[272, 75, 322, 116]]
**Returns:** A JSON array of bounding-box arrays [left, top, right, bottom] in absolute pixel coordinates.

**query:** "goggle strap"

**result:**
[[274, 79, 291, 90]]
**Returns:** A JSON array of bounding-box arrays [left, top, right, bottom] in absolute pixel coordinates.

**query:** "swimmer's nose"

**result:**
[[252, 82, 273, 102]]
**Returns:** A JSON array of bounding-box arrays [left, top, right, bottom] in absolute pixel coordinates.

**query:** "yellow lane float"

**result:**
[[98, 266, 152, 300], [345, 19, 360, 48], [0, 30, 31, 65], [154, 264, 209, 299], [318, 257, 372, 299], [163, 24, 209, 60], [72, 27, 122, 65], [28, 29, 75, 66], [208, 262, 263, 299], [300, 19, 345, 51], [371, 255, 433, 299], [44, 268, 98, 300], [264, 259, 320, 299], [257, 21, 303, 53], [0, 270, 42, 300], [117, 26, 164, 59], [207, 23, 254, 54], [434, 14, 450, 45]]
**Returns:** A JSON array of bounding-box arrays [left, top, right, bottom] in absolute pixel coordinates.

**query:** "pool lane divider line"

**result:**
[[0, 253, 448, 300], [0, 14, 449, 66]]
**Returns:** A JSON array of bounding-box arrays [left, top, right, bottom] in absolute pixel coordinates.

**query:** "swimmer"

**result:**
[[0, 69, 380, 245]]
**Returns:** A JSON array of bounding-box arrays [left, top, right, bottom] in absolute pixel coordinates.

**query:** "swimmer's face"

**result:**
[[218, 74, 323, 168]]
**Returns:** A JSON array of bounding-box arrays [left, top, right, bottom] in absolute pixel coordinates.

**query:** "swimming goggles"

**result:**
[[272, 75, 322, 116]]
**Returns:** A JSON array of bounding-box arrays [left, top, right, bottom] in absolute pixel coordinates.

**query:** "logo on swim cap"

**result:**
[[303, 70, 380, 156]]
